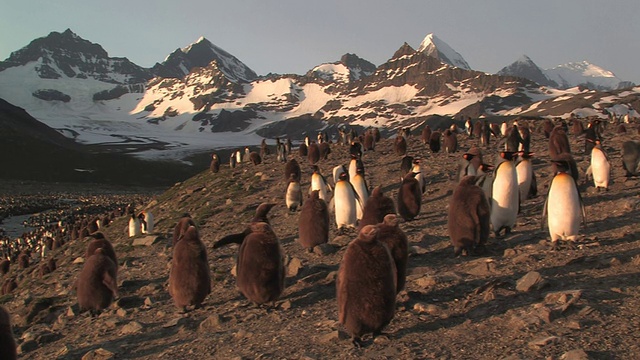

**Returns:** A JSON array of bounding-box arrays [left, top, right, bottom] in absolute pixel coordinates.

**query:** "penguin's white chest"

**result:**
[[311, 174, 329, 201], [334, 182, 357, 228], [286, 182, 301, 209], [129, 218, 141, 237], [490, 162, 519, 229], [590, 149, 610, 188], [516, 160, 532, 201], [547, 174, 582, 241]]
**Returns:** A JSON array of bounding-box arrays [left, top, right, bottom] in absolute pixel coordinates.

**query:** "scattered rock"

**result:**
[[163, 317, 187, 328], [331, 236, 351, 247], [116, 296, 144, 309], [226, 199, 233, 205], [81, 348, 115, 360], [561, 349, 590, 360], [415, 276, 437, 288], [132, 235, 162, 246], [503, 248, 517, 257], [280, 300, 292, 310], [410, 246, 428, 255], [528, 335, 560, 348], [516, 271, 547, 292], [313, 243, 336, 255], [288, 257, 304, 277], [120, 321, 143, 335], [17, 339, 38, 354], [318, 330, 340, 343], [73, 257, 85, 264], [512, 253, 534, 264], [199, 314, 225, 331], [413, 303, 441, 315]]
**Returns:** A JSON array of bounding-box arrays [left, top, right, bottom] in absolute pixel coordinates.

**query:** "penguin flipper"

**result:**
[[576, 187, 587, 228], [213, 231, 247, 249], [103, 271, 118, 298], [541, 191, 549, 231]]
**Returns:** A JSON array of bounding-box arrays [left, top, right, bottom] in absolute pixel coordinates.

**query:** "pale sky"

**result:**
[[2, 0, 639, 83]]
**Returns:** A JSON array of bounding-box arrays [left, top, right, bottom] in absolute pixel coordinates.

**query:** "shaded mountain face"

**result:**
[[151, 37, 257, 83], [0, 29, 152, 84], [498, 55, 558, 88], [0, 98, 197, 185]]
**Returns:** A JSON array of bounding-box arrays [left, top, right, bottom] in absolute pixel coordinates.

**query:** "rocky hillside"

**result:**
[[1, 119, 640, 359]]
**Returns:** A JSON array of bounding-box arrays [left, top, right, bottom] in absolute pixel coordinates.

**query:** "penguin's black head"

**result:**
[[339, 172, 348, 181]]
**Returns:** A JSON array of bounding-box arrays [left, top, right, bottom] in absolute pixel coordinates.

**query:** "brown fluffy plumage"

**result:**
[[0, 306, 17, 360], [76, 248, 118, 312], [359, 186, 396, 230], [284, 158, 301, 182], [307, 142, 320, 165], [236, 222, 285, 304], [429, 131, 441, 152], [421, 125, 432, 145], [443, 129, 458, 153], [448, 175, 491, 256], [85, 232, 117, 274], [173, 215, 197, 246], [376, 215, 408, 292], [337, 225, 396, 345], [169, 225, 211, 309], [397, 172, 421, 221], [297, 190, 329, 250], [549, 125, 571, 159], [394, 135, 407, 156]]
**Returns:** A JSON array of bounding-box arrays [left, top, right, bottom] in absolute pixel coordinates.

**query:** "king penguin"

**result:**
[[309, 165, 332, 201], [333, 171, 360, 232], [586, 141, 610, 190], [128, 214, 141, 238], [543, 158, 586, 250], [489, 152, 520, 237], [516, 152, 537, 201], [351, 167, 369, 220]]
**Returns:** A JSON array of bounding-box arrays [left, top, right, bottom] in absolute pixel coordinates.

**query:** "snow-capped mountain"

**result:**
[[1, 29, 638, 161], [0, 29, 152, 85], [498, 55, 558, 88], [151, 36, 257, 83], [499, 55, 634, 91], [417, 33, 471, 70], [307, 53, 376, 83], [544, 61, 634, 90]]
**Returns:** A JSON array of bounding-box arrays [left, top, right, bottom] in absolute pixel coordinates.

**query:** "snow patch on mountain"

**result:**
[[417, 33, 471, 70]]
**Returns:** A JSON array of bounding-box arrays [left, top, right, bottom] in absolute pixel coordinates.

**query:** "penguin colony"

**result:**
[[0, 117, 638, 354]]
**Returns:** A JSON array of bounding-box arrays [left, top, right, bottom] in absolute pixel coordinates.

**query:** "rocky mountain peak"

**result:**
[[498, 54, 558, 88], [391, 42, 416, 60], [152, 37, 257, 83], [417, 33, 471, 70], [0, 29, 151, 84]]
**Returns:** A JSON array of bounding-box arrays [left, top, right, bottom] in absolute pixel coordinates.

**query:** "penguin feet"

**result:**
[[351, 336, 363, 349], [549, 241, 560, 251], [565, 241, 578, 250]]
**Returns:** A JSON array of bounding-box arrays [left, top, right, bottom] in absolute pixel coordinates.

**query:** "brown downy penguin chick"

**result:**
[[400, 155, 414, 178], [298, 142, 308, 157], [85, 232, 117, 274], [297, 190, 329, 251], [0, 260, 9, 275], [236, 222, 285, 305], [249, 151, 262, 165], [622, 140, 640, 177], [481, 120, 491, 147], [397, 172, 422, 221], [318, 142, 331, 160], [448, 175, 491, 256], [429, 131, 441, 152], [548, 125, 571, 159], [443, 129, 458, 153], [571, 120, 584, 136], [551, 152, 579, 183], [376, 214, 408, 293], [421, 125, 432, 145], [0, 306, 17, 360], [363, 130, 375, 151], [17, 251, 29, 269], [337, 225, 396, 347], [373, 128, 381, 142], [76, 248, 118, 313], [1, 279, 17, 295], [617, 123, 627, 133], [542, 119, 554, 138], [251, 203, 276, 224], [284, 158, 301, 183], [169, 225, 211, 310], [173, 214, 197, 246], [394, 135, 407, 156], [47, 258, 57, 272], [359, 185, 397, 229], [308, 141, 320, 164]]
